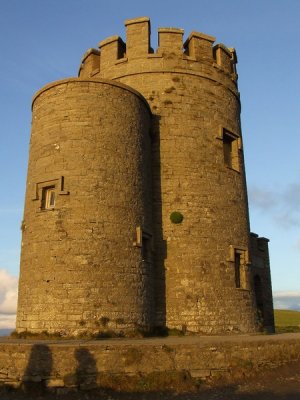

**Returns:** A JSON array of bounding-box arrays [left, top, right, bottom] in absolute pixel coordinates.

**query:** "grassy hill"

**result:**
[[274, 309, 300, 333]]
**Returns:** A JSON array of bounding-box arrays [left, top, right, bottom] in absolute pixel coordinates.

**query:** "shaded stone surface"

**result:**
[[0, 333, 299, 394]]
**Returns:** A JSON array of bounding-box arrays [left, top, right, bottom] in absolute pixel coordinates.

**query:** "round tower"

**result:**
[[79, 17, 259, 333], [17, 78, 153, 335]]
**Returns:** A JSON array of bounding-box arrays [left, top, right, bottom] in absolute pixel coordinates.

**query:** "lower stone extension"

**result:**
[[0, 333, 299, 393]]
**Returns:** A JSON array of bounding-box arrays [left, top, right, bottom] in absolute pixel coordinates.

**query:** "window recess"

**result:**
[[228, 245, 250, 289], [32, 176, 69, 211], [133, 226, 153, 262], [42, 186, 56, 210], [218, 127, 241, 172]]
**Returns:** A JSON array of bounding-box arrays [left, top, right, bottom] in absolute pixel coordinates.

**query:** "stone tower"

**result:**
[[16, 17, 274, 335]]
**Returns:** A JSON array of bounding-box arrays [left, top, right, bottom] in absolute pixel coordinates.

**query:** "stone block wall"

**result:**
[[250, 233, 275, 331], [79, 17, 259, 333], [17, 78, 153, 335], [16, 17, 274, 335], [0, 335, 299, 391]]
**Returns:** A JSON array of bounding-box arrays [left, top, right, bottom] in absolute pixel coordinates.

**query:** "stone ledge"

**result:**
[[124, 17, 150, 26]]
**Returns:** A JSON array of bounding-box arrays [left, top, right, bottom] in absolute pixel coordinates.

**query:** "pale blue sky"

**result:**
[[0, 0, 299, 316]]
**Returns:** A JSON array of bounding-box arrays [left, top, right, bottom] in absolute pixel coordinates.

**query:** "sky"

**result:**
[[0, 0, 299, 328]]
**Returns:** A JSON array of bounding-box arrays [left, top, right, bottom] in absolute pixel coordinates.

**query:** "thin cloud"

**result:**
[[0, 269, 18, 315], [249, 178, 300, 229], [273, 291, 300, 298], [273, 291, 300, 311], [0, 314, 16, 329], [248, 186, 277, 210], [284, 182, 300, 209], [275, 210, 300, 229]]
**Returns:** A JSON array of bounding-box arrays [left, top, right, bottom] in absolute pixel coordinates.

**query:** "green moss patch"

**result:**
[[170, 211, 184, 224]]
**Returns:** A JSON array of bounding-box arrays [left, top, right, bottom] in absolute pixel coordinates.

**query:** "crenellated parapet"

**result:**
[[79, 48, 100, 78], [184, 31, 215, 61], [99, 35, 126, 71], [125, 17, 151, 57], [78, 17, 239, 90], [213, 44, 238, 79], [157, 27, 184, 55]]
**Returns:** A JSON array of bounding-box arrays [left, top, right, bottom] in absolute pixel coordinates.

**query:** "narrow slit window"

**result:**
[[42, 186, 56, 210], [234, 251, 241, 288], [229, 245, 248, 289], [223, 134, 233, 168]]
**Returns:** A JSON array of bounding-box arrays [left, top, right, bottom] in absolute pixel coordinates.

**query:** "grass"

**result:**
[[9, 326, 183, 340], [274, 309, 300, 333], [11, 312, 300, 340], [9, 330, 125, 340]]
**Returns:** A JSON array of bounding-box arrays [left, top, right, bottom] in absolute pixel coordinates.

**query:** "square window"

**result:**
[[42, 186, 56, 210], [33, 176, 69, 211]]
